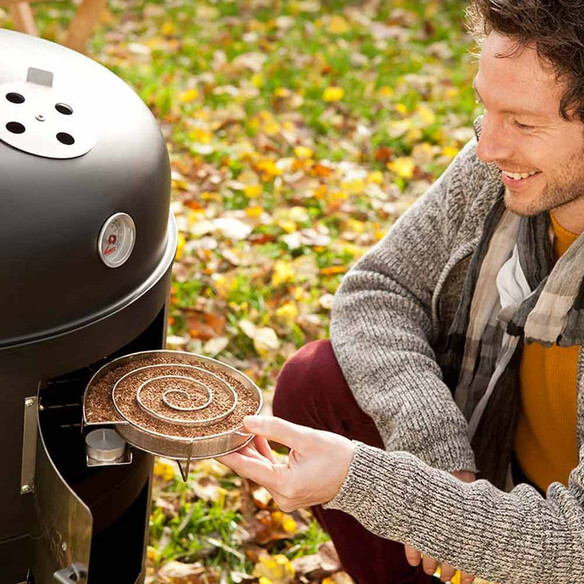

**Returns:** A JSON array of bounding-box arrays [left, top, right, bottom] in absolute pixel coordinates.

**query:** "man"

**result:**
[[219, 1, 584, 583]]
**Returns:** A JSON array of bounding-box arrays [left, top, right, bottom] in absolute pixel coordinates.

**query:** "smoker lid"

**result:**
[[0, 30, 175, 347]]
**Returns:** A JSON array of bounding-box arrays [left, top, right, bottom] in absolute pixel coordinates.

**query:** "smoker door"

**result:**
[[32, 410, 92, 584]]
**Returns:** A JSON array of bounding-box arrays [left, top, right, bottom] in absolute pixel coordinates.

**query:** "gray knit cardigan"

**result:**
[[325, 133, 584, 584]]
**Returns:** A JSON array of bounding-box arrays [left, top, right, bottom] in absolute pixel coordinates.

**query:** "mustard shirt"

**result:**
[[514, 213, 580, 492]]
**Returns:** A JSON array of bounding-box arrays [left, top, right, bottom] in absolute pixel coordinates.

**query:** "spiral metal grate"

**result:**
[[112, 363, 240, 436]]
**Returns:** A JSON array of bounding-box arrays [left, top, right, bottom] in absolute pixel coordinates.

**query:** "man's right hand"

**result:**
[[404, 470, 476, 584]]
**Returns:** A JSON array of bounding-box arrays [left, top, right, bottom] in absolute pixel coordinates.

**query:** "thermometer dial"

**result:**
[[98, 213, 136, 268]]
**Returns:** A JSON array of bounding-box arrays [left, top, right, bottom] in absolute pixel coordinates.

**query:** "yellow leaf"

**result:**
[[342, 178, 366, 195], [175, 232, 186, 261], [378, 85, 394, 98], [320, 265, 346, 276], [328, 15, 349, 34], [190, 127, 212, 143], [179, 88, 199, 102], [147, 546, 158, 563], [275, 301, 299, 323], [253, 554, 295, 584], [251, 73, 265, 88], [188, 209, 205, 222], [346, 218, 365, 234], [293, 146, 314, 160], [387, 156, 415, 179], [274, 87, 292, 98], [154, 460, 175, 481], [201, 191, 221, 202], [257, 159, 283, 178], [253, 111, 281, 136], [161, 21, 175, 36], [213, 274, 232, 299], [442, 146, 460, 159], [417, 104, 436, 125], [272, 261, 295, 287], [405, 127, 423, 144], [446, 87, 459, 99], [272, 510, 298, 534], [323, 86, 345, 102], [277, 219, 298, 234], [368, 170, 384, 184], [395, 103, 408, 115], [244, 184, 263, 197], [245, 205, 263, 218]]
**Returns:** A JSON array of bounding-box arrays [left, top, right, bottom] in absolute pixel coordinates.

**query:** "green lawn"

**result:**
[[0, 1, 480, 582]]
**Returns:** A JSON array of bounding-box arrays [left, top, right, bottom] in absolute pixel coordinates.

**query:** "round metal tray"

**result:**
[[83, 350, 262, 464]]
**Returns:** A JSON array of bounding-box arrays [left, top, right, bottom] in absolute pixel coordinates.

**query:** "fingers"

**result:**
[[215, 450, 279, 489], [422, 555, 438, 577], [253, 435, 277, 463], [404, 546, 421, 567], [460, 571, 476, 584], [243, 416, 310, 449], [439, 564, 457, 583], [237, 444, 267, 463]]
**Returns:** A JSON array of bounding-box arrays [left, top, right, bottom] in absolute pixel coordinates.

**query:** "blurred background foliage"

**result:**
[[0, 1, 480, 582]]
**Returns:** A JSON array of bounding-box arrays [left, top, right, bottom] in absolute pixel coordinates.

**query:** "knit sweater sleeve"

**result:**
[[329, 139, 480, 473], [323, 442, 584, 584]]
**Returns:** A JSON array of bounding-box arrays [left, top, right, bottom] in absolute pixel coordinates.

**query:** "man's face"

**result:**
[[475, 32, 584, 217]]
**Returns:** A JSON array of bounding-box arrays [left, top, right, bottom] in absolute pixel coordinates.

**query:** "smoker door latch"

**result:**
[[53, 563, 88, 583], [21, 396, 38, 495]]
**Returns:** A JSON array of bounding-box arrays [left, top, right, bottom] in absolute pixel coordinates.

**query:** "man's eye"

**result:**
[[514, 120, 534, 131]]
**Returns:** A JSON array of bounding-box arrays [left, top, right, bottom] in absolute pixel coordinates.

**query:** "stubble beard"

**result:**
[[504, 164, 584, 217]]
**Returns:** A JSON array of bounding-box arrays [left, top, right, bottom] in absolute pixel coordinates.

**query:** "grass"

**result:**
[[0, 1, 479, 581]]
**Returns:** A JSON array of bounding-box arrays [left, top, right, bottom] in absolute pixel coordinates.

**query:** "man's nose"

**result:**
[[475, 113, 513, 163]]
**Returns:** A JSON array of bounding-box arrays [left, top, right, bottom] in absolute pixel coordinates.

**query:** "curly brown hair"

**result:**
[[466, 0, 584, 122]]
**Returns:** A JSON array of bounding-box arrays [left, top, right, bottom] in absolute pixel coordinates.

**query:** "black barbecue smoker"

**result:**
[[0, 29, 177, 583]]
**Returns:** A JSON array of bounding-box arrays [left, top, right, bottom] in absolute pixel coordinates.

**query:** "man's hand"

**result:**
[[404, 470, 476, 584], [216, 415, 355, 512]]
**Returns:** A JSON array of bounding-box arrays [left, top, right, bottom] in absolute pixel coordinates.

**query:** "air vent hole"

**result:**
[[55, 103, 73, 115], [6, 93, 25, 104], [57, 132, 75, 145], [6, 122, 25, 134]]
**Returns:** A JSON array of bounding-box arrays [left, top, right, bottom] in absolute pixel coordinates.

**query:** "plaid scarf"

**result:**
[[442, 191, 584, 488]]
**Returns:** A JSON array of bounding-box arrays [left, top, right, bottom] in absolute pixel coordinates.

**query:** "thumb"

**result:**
[[243, 415, 309, 449]]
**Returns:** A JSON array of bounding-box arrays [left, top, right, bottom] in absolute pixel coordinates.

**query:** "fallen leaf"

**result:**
[[253, 553, 295, 584], [253, 327, 280, 355], [323, 86, 345, 102], [191, 476, 228, 503], [157, 561, 219, 584]]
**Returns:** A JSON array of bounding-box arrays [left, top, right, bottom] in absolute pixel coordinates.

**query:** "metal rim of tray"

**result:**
[[83, 350, 263, 444], [117, 428, 256, 462]]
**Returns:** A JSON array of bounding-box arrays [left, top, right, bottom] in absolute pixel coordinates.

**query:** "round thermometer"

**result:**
[[98, 213, 136, 268]]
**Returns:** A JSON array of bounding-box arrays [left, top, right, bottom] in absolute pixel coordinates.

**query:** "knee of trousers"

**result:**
[[273, 339, 342, 428]]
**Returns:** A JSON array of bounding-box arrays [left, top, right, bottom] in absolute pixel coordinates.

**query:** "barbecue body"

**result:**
[[0, 29, 176, 584]]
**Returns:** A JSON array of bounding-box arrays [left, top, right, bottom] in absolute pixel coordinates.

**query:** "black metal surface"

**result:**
[[0, 29, 172, 345], [0, 276, 171, 583], [0, 534, 33, 584], [0, 28, 176, 584]]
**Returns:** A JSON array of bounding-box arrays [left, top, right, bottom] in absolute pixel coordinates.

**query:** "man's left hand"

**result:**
[[216, 415, 355, 512]]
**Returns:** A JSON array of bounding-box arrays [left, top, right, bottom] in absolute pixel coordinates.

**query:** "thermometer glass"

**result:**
[[98, 213, 136, 268]]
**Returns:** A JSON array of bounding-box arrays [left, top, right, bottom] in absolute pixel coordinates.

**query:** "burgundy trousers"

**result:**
[[273, 340, 435, 584]]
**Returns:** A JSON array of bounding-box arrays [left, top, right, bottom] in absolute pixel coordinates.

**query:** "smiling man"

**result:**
[[219, 2, 584, 584]]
